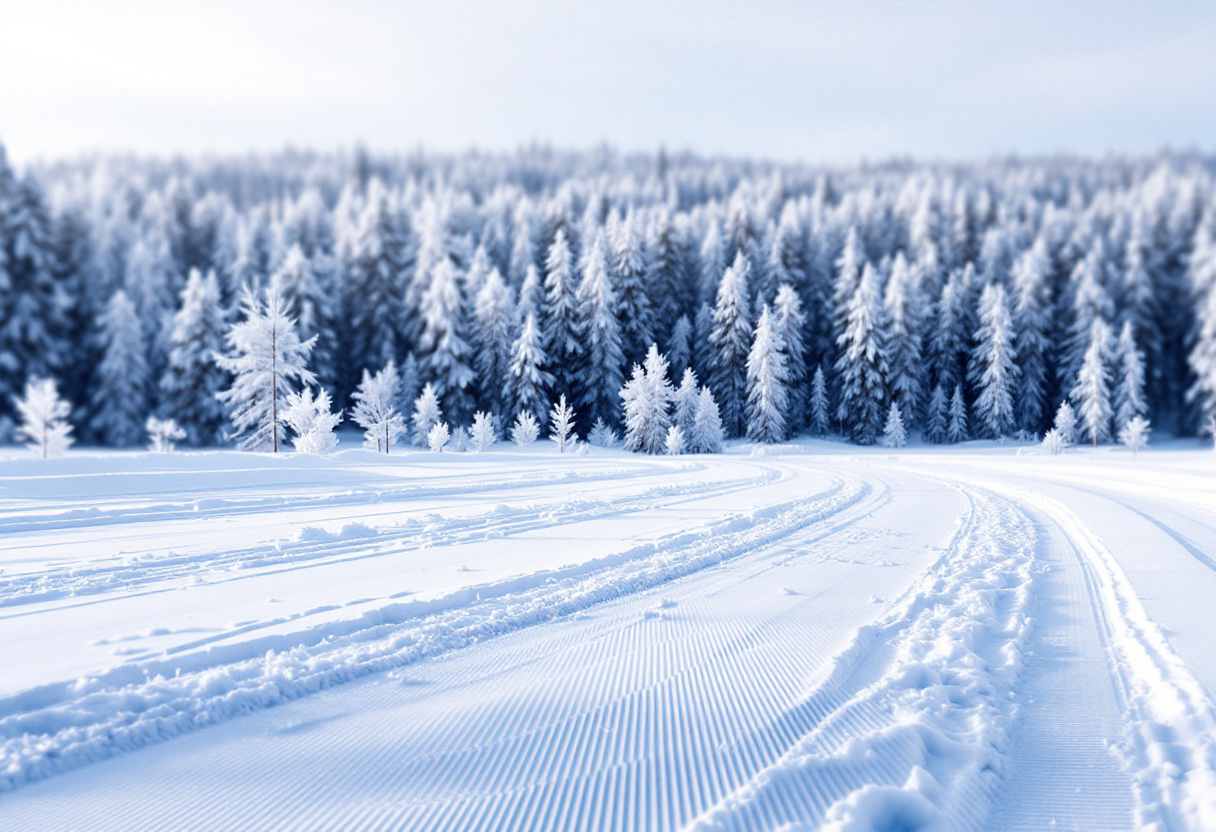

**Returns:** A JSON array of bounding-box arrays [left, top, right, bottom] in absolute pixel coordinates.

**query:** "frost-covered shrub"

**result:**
[[511, 411, 539, 446], [665, 425, 685, 455], [588, 418, 617, 448], [1119, 415, 1150, 457], [283, 388, 342, 455], [427, 421, 451, 452], [15, 378, 74, 458], [470, 411, 497, 452], [146, 417, 186, 453], [1042, 428, 1065, 455]]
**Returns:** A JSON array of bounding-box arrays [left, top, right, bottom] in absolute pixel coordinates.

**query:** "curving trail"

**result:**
[[1, 444, 1215, 831]]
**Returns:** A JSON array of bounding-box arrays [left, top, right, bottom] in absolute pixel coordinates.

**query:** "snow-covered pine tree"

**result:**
[[427, 421, 450, 452], [343, 180, 411, 373], [925, 384, 948, 443], [549, 394, 578, 452], [612, 211, 655, 365], [1011, 238, 1053, 434], [621, 345, 675, 454], [470, 410, 497, 451], [709, 252, 753, 437], [146, 416, 185, 453], [692, 303, 715, 383], [1054, 401, 1077, 446], [1042, 428, 1065, 456], [588, 418, 617, 447], [1064, 242, 1114, 393], [883, 403, 907, 448], [350, 361, 406, 452], [418, 258, 476, 424], [504, 312, 554, 421], [673, 367, 700, 438], [1119, 415, 1150, 457], [91, 290, 149, 446], [947, 384, 968, 443], [15, 377, 73, 458], [746, 304, 789, 443], [883, 253, 924, 428], [834, 263, 888, 444], [161, 269, 229, 446], [510, 410, 540, 446], [689, 386, 724, 453], [927, 267, 970, 398], [1072, 318, 1113, 446], [542, 228, 583, 398], [471, 267, 515, 418], [810, 365, 831, 436], [665, 425, 685, 455], [772, 285, 807, 433], [412, 383, 442, 447], [1112, 320, 1147, 433], [968, 283, 1019, 438], [215, 287, 317, 453], [1186, 274, 1216, 438], [283, 387, 342, 455], [575, 231, 624, 427]]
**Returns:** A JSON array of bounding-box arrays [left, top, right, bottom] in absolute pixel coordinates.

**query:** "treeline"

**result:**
[[1, 141, 1215, 449]]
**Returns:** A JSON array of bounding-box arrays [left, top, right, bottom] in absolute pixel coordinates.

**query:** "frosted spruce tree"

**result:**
[[746, 305, 789, 443], [621, 345, 674, 454], [883, 253, 924, 428], [1011, 238, 1053, 434], [427, 421, 450, 452], [1113, 320, 1147, 434], [1119, 415, 1150, 457], [412, 383, 442, 447], [689, 386, 724, 453], [772, 286, 807, 432], [283, 387, 342, 455], [469, 411, 497, 452], [1187, 276, 1216, 440], [471, 267, 515, 418], [510, 410, 540, 446], [612, 211, 655, 365], [161, 269, 229, 446], [418, 258, 475, 424], [1064, 243, 1114, 390], [350, 361, 406, 453], [666, 315, 693, 379], [835, 263, 888, 444], [1072, 319, 1113, 446], [549, 395, 578, 453], [91, 290, 149, 447], [673, 367, 700, 439], [969, 283, 1019, 438], [709, 252, 754, 438], [883, 403, 907, 449], [925, 384, 949, 444], [215, 287, 317, 453], [947, 385, 969, 443], [576, 232, 625, 428], [809, 365, 830, 436], [15, 377, 73, 458], [1054, 401, 1078, 446], [504, 312, 554, 421], [665, 425, 685, 455], [542, 229, 582, 399]]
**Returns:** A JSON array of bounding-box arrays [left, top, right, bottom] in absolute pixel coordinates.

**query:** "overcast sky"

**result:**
[[2, 1, 1215, 165]]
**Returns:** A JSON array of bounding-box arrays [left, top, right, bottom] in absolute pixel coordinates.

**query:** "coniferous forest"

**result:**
[[2, 141, 1215, 450]]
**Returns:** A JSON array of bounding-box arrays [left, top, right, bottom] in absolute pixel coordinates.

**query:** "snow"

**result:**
[[1, 439, 1215, 831]]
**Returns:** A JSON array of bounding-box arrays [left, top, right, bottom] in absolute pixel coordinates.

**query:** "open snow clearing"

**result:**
[[1, 442, 1215, 831]]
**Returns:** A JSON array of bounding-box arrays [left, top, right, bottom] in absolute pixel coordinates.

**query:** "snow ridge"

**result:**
[[0, 474, 870, 793], [683, 486, 1038, 832]]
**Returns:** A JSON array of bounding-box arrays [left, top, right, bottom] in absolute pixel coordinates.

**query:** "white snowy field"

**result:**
[[1, 438, 1214, 832]]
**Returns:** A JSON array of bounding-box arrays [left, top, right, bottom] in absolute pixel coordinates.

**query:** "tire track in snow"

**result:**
[[995, 486, 1216, 832], [0, 468, 775, 610], [0, 471, 868, 795], [682, 484, 1038, 832]]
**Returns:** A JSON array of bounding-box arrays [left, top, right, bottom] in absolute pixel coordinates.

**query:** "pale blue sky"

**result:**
[[2, 0, 1214, 164]]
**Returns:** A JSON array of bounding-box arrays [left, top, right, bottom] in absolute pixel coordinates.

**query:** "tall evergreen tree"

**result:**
[[948, 384, 969, 443], [810, 365, 831, 436], [621, 345, 674, 454], [417, 258, 476, 423], [575, 232, 624, 427], [772, 285, 807, 433], [91, 291, 149, 446], [1011, 238, 1053, 434], [471, 267, 516, 418], [969, 283, 1019, 438], [1072, 318, 1113, 446], [612, 211, 655, 365], [746, 305, 789, 443], [542, 228, 582, 397], [883, 253, 925, 427], [161, 269, 229, 446], [505, 312, 553, 421], [709, 252, 754, 437], [834, 263, 888, 444], [925, 384, 949, 444], [1113, 320, 1147, 433]]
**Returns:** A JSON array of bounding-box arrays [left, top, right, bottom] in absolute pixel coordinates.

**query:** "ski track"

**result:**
[[0, 468, 773, 609], [0, 470, 867, 794]]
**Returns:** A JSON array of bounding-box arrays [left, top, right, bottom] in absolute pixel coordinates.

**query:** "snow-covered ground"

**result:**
[[1, 438, 1214, 831]]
